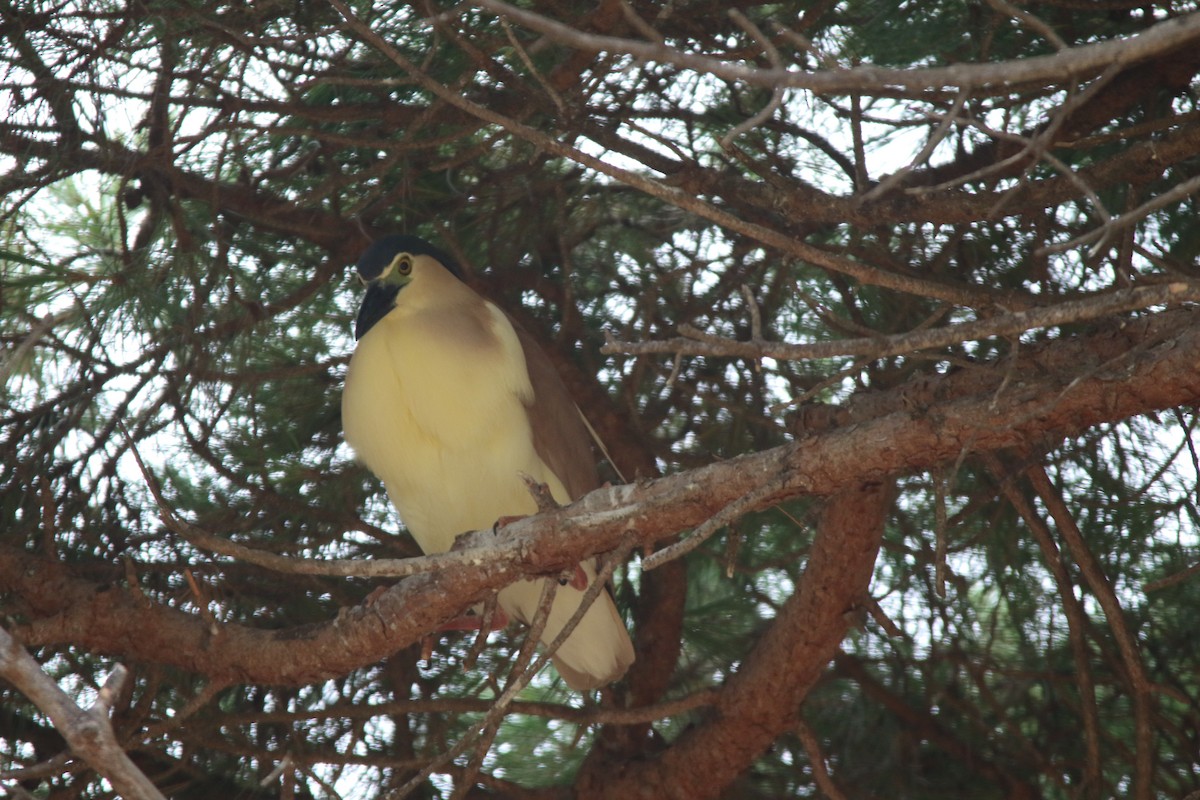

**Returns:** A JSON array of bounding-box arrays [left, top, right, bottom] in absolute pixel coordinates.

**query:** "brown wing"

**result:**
[[511, 321, 599, 502], [511, 320, 636, 689]]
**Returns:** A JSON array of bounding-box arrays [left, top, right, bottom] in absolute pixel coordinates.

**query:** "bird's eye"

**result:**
[[371, 254, 413, 284]]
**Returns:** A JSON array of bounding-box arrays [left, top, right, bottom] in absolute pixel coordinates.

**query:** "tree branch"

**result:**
[[603, 281, 1200, 362], [985, 453, 1105, 797], [1023, 464, 1156, 800], [579, 482, 894, 799], [473, 1, 1200, 93], [0, 628, 166, 800], [330, 0, 1011, 308], [3, 306, 1197, 692]]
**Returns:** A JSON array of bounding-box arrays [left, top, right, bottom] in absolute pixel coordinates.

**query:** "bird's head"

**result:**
[[352, 234, 462, 340]]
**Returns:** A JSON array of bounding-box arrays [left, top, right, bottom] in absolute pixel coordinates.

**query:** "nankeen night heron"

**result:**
[[342, 235, 634, 690]]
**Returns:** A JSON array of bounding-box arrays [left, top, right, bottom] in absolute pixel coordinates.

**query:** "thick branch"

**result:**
[[3, 306, 1199, 687]]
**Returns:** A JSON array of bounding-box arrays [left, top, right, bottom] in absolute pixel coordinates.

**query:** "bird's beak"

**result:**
[[354, 279, 400, 340]]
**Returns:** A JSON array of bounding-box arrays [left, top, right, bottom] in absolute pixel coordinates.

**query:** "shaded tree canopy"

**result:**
[[3, 1, 1200, 797]]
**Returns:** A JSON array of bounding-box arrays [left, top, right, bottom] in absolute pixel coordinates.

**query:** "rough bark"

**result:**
[[5, 306, 1197, 696]]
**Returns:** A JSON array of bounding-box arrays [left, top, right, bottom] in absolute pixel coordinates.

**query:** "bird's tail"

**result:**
[[499, 576, 635, 691]]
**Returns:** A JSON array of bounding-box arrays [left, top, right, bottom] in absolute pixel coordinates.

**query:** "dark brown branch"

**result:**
[[0, 127, 368, 258], [795, 720, 849, 800], [834, 653, 1042, 795], [186, 689, 719, 730], [1143, 560, 1200, 592]]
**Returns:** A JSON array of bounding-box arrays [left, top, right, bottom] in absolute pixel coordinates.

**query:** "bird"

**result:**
[[341, 234, 635, 691]]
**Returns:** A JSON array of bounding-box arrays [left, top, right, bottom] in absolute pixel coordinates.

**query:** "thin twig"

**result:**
[[617, 0, 665, 44], [861, 88, 969, 202], [333, 0, 1006, 308], [142, 680, 230, 739], [860, 595, 903, 638], [796, 721, 850, 800], [389, 578, 559, 800], [1143, 560, 1200, 593], [449, 579, 557, 800], [199, 686, 719, 729], [740, 284, 764, 373], [910, 61, 1123, 200], [0, 310, 73, 389], [719, 85, 784, 147], [498, 16, 564, 114], [463, 593, 503, 670], [664, 351, 683, 389], [387, 538, 634, 797], [603, 281, 1200, 363], [1024, 464, 1154, 800], [771, 21, 840, 71], [933, 470, 949, 599], [984, 453, 1104, 797], [719, 10, 786, 148], [471, 0, 1200, 93], [518, 473, 560, 514], [0, 628, 167, 800], [643, 476, 786, 570], [119, 421, 525, 581], [985, 0, 1068, 50], [1039, 171, 1200, 258]]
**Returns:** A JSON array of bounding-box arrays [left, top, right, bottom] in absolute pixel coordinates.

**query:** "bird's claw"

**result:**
[[557, 564, 588, 591], [435, 608, 510, 632], [493, 514, 526, 534]]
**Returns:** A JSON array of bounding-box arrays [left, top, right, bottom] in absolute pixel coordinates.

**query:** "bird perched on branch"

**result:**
[[342, 234, 635, 690]]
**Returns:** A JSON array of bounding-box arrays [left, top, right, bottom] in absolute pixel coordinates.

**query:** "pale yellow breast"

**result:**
[[343, 298, 571, 554]]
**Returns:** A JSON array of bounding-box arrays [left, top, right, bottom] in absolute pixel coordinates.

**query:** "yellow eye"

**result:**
[[372, 253, 414, 284]]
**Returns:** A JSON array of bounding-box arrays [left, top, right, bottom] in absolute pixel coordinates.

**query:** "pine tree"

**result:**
[[3, 2, 1200, 797]]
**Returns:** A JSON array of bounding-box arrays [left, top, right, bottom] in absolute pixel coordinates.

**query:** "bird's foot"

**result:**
[[492, 517, 586, 589], [435, 608, 510, 632], [493, 514, 526, 533], [561, 564, 588, 591], [419, 608, 509, 664]]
